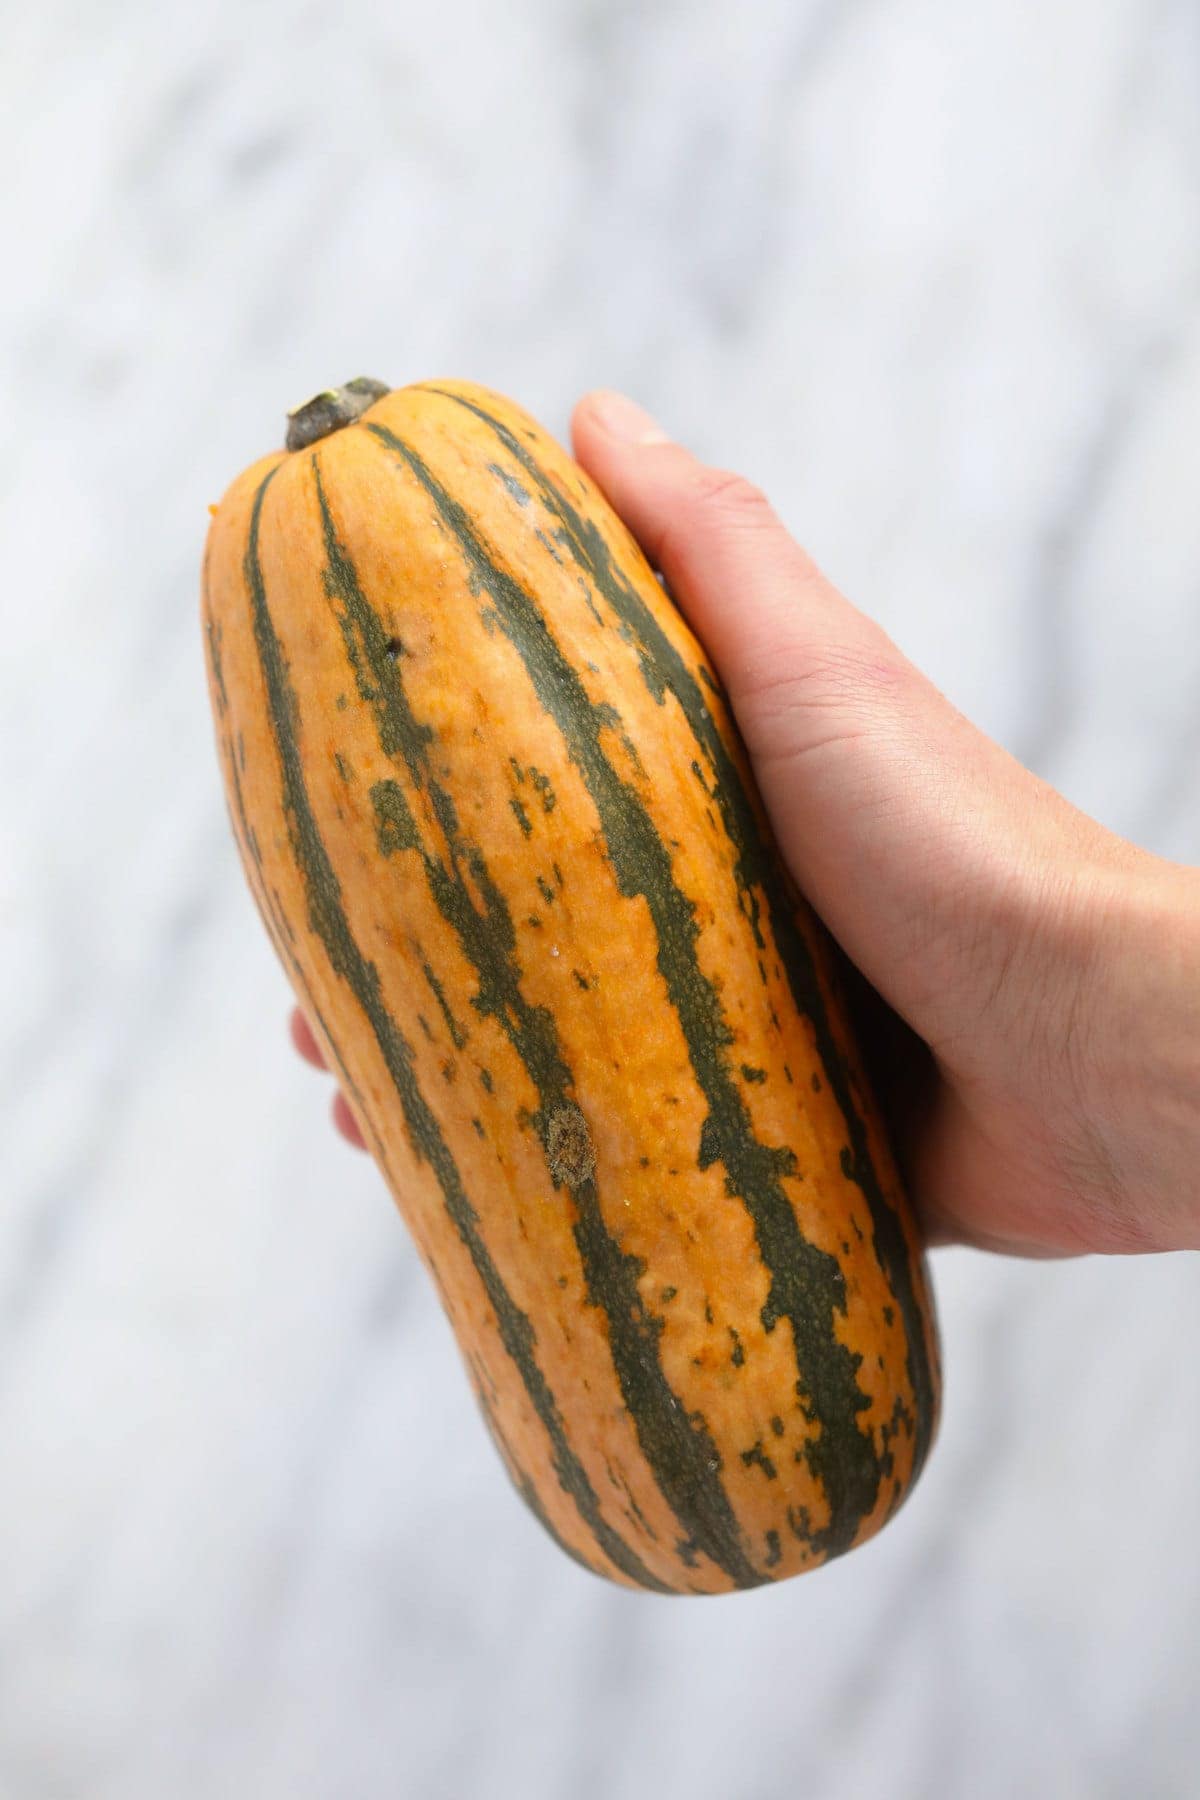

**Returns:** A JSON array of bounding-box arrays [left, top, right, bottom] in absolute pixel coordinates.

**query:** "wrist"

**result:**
[[1076, 855, 1200, 1252]]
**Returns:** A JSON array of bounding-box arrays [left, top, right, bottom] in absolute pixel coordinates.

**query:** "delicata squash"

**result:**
[[202, 378, 940, 1593]]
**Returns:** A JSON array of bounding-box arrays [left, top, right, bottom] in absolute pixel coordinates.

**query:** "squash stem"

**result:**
[[285, 378, 391, 451]]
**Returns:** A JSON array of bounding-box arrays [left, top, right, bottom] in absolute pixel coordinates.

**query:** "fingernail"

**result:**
[[587, 389, 670, 445]]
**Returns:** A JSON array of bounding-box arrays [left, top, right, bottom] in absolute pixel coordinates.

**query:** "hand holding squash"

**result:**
[[564, 390, 1200, 1261]]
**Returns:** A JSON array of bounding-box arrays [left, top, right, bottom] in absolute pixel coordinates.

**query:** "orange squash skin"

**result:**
[[201, 380, 941, 1593]]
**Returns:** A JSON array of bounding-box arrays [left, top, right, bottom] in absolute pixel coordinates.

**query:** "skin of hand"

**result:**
[[291, 389, 1200, 1259]]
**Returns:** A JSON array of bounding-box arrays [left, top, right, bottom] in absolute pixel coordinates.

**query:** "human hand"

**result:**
[[289, 1008, 368, 1151], [291, 389, 1200, 1259]]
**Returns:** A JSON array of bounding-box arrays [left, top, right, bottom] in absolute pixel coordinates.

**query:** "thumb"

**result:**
[[570, 389, 1104, 1060]]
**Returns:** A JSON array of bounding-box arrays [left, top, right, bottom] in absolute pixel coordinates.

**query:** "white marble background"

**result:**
[[3, 1, 1199, 1795]]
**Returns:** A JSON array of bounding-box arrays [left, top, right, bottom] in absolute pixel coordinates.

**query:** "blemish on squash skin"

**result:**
[[741, 1441, 778, 1480], [204, 618, 227, 711], [546, 1103, 596, 1186], [788, 1504, 814, 1545], [371, 778, 420, 857], [420, 958, 468, 1048], [272, 889, 296, 943], [529, 767, 556, 812], [488, 462, 531, 507], [535, 528, 565, 567], [605, 1456, 658, 1544]]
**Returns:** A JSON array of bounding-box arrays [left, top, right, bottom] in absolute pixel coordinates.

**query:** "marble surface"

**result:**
[[3, 1, 1199, 1795]]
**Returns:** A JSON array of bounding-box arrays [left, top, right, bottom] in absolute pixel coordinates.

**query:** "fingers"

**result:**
[[290, 1006, 327, 1068], [570, 390, 891, 737], [332, 1089, 367, 1151], [289, 1006, 367, 1152]]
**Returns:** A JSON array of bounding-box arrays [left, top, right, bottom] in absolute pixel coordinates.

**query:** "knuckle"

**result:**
[[731, 634, 916, 785], [659, 467, 776, 572], [736, 636, 905, 724], [688, 467, 774, 526]]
